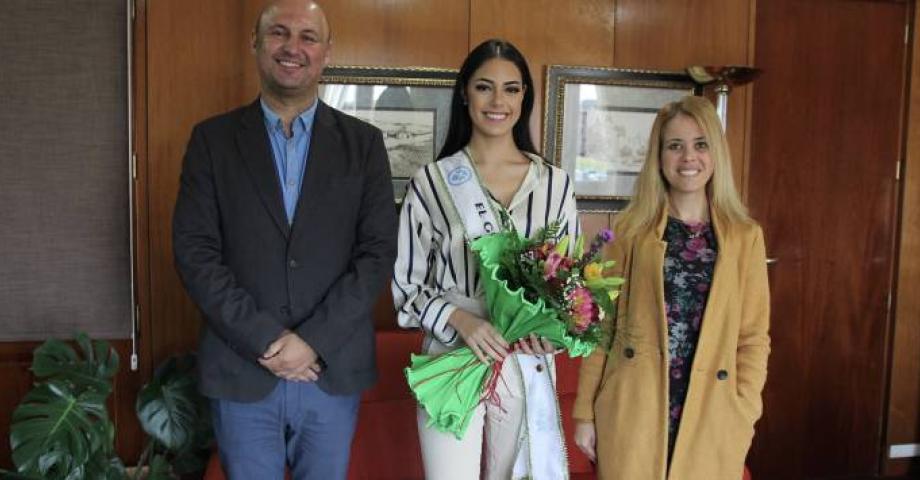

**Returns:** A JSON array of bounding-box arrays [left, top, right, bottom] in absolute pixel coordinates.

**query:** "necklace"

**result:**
[[685, 221, 709, 240], [669, 216, 708, 240]]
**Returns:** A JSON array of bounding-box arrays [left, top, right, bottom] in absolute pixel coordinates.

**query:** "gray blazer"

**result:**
[[173, 99, 397, 402]]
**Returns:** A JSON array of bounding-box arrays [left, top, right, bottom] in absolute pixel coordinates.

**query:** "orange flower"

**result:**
[[584, 262, 603, 281]]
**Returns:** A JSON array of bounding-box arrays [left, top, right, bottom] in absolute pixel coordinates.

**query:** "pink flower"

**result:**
[[686, 236, 707, 251], [543, 252, 564, 280], [566, 286, 597, 333]]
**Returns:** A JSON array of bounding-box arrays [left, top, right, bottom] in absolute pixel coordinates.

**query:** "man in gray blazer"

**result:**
[[172, 1, 397, 478]]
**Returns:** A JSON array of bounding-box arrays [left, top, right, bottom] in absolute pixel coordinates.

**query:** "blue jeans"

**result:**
[[211, 379, 361, 480]]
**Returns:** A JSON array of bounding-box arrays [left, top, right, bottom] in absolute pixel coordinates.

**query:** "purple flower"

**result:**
[[671, 368, 682, 379], [582, 229, 615, 263], [680, 249, 698, 261], [600, 228, 614, 242]]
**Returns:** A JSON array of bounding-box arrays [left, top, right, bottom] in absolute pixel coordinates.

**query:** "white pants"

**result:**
[[417, 353, 526, 480]]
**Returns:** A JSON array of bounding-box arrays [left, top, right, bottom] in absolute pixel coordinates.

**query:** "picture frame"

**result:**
[[319, 66, 458, 202], [543, 66, 701, 202]]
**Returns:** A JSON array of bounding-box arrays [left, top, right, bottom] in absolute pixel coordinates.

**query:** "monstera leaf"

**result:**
[[30, 333, 118, 396], [9, 380, 115, 479], [136, 355, 204, 451], [7, 335, 211, 480]]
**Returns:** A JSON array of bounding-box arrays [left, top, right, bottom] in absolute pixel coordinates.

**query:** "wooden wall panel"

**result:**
[[470, 0, 616, 147], [147, 0, 254, 363], [614, 0, 754, 197], [614, 0, 751, 68], [749, 1, 907, 478], [580, 212, 612, 242], [323, 0, 470, 68], [885, 1, 920, 475]]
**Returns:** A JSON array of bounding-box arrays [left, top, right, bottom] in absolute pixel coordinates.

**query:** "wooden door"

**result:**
[[748, 0, 908, 478]]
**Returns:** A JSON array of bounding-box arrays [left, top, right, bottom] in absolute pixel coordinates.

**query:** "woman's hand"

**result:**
[[514, 332, 556, 355], [448, 309, 509, 364], [574, 420, 597, 463]]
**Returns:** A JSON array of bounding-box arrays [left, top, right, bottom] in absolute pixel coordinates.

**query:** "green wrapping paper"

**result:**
[[405, 232, 600, 439]]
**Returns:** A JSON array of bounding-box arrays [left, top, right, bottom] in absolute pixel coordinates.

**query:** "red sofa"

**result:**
[[204, 329, 752, 479], [203, 329, 594, 479]]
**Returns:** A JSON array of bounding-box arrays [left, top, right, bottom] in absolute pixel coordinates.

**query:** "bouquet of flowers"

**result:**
[[404, 222, 625, 439]]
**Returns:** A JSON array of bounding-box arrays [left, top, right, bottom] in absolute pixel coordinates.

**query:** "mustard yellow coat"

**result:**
[[573, 209, 771, 480]]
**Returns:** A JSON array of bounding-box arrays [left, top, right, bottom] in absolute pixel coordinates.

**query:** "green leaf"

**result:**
[[10, 381, 113, 479], [62, 465, 86, 480], [83, 453, 125, 480], [88, 416, 117, 458], [0, 468, 45, 479], [554, 236, 570, 255], [145, 454, 175, 480], [136, 355, 202, 451], [31, 335, 118, 396], [170, 400, 214, 476], [585, 274, 626, 288]]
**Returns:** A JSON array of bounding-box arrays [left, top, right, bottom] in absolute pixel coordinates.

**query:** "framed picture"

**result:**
[[543, 66, 701, 201], [319, 66, 457, 202]]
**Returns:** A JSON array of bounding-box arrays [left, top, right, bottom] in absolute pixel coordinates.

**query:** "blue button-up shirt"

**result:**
[[260, 99, 318, 224]]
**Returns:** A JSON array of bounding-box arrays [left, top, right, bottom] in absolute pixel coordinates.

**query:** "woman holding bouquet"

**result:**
[[392, 39, 580, 480], [573, 96, 770, 479]]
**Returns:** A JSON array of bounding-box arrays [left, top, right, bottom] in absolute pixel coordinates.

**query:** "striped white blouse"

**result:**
[[392, 151, 581, 350]]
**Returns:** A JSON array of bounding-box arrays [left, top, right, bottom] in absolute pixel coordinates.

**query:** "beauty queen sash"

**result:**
[[434, 149, 500, 239], [434, 149, 569, 480]]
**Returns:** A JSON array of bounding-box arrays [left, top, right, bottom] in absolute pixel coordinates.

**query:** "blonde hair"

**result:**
[[615, 95, 753, 239]]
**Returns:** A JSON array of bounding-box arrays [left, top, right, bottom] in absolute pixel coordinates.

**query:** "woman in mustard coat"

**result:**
[[573, 96, 770, 480]]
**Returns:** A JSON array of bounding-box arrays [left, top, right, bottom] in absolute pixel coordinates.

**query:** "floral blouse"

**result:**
[[662, 216, 718, 459]]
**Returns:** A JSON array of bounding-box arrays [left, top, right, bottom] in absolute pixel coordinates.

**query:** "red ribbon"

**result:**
[[479, 351, 513, 412]]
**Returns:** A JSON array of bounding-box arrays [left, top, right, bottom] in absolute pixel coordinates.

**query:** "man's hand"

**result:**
[[259, 330, 322, 382]]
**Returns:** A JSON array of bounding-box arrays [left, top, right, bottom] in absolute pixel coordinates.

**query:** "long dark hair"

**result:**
[[437, 39, 537, 159]]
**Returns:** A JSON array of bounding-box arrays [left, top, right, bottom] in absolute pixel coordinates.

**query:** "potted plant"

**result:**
[[2, 333, 212, 479]]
